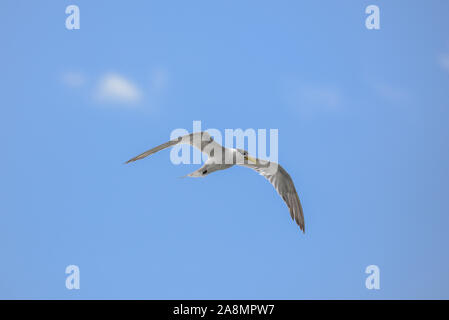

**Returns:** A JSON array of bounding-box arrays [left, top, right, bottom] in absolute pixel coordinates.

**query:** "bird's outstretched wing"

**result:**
[[124, 131, 219, 164], [241, 161, 305, 233]]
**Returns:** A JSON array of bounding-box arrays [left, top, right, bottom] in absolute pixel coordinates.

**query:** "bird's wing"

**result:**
[[125, 131, 220, 164], [241, 161, 305, 232]]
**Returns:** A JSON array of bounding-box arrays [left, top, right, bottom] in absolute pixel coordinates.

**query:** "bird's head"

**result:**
[[236, 149, 257, 164]]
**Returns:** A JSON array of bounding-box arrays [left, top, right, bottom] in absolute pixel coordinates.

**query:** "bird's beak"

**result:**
[[244, 155, 257, 164]]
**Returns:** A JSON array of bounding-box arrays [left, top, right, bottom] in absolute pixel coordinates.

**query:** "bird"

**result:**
[[125, 131, 305, 233]]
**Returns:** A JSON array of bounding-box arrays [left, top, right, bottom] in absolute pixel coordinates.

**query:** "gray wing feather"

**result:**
[[125, 132, 218, 164], [242, 161, 305, 233]]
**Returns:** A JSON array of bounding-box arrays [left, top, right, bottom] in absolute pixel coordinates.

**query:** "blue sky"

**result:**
[[1, 0, 449, 299]]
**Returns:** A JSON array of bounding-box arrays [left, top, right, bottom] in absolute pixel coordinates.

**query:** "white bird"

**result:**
[[125, 132, 305, 233]]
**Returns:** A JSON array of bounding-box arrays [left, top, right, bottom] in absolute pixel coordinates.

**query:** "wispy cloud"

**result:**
[[438, 53, 449, 73], [94, 73, 142, 105], [149, 67, 169, 94], [282, 79, 343, 113], [61, 71, 85, 88], [60, 68, 169, 109], [296, 85, 341, 109], [371, 83, 411, 104]]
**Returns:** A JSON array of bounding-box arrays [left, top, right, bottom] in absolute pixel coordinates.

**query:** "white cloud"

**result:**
[[61, 71, 85, 88], [438, 53, 449, 73], [61, 69, 170, 109], [94, 72, 142, 105]]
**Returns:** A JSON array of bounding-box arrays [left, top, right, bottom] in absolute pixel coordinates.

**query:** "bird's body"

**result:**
[[185, 158, 234, 177], [125, 131, 305, 233]]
